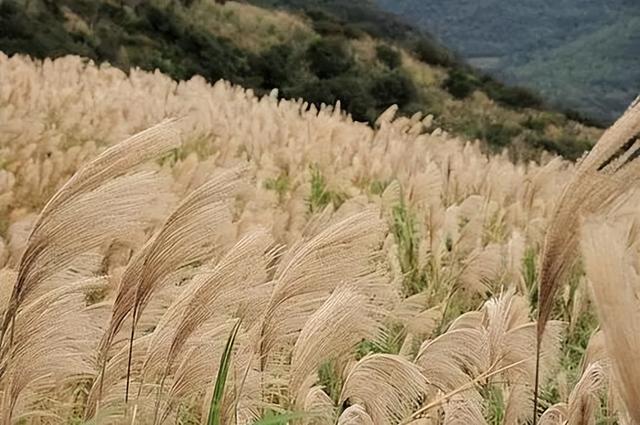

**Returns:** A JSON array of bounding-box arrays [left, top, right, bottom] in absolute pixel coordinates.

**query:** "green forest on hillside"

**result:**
[[0, 0, 601, 159], [376, 0, 640, 124]]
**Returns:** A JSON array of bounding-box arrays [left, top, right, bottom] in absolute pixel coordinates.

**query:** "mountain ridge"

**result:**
[[0, 0, 601, 159], [375, 0, 640, 124]]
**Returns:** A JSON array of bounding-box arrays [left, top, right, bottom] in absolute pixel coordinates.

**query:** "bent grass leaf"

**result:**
[[207, 319, 242, 425]]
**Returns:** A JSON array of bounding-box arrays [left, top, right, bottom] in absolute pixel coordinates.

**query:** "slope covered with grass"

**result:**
[[0, 0, 601, 159], [1, 52, 640, 425]]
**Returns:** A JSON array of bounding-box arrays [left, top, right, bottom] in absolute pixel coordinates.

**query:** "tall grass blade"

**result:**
[[207, 318, 242, 425]]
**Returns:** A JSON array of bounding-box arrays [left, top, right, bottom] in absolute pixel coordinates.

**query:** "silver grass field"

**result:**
[[1, 53, 640, 425]]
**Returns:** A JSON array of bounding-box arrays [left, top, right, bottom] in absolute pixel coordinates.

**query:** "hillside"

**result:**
[[3, 50, 640, 424], [0, 0, 602, 159], [375, 0, 640, 124], [5, 1, 640, 423]]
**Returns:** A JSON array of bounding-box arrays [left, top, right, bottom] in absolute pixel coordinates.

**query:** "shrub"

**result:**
[[443, 68, 477, 99], [137, 3, 183, 39], [305, 37, 353, 79], [94, 23, 126, 64], [411, 38, 452, 67], [466, 122, 521, 149], [327, 74, 376, 122], [479, 76, 543, 109], [527, 133, 592, 160], [490, 85, 543, 109], [311, 19, 345, 37], [304, 8, 364, 38], [342, 23, 365, 39], [521, 115, 549, 132], [287, 79, 337, 108], [0, 0, 93, 59], [484, 123, 521, 148], [254, 43, 295, 89], [288, 75, 375, 123], [370, 69, 417, 110], [375, 44, 401, 69], [563, 108, 606, 128]]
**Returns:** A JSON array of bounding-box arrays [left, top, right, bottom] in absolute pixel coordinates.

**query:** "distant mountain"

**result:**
[[375, 0, 640, 124]]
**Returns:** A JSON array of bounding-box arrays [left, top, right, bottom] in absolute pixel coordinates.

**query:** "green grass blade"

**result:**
[[207, 318, 242, 425], [251, 411, 308, 425]]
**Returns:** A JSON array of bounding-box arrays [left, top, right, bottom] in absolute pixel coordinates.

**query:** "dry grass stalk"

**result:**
[[256, 210, 387, 366], [0, 119, 181, 347], [537, 97, 640, 336], [96, 165, 245, 409], [535, 97, 640, 420], [581, 217, 640, 423], [340, 354, 431, 424]]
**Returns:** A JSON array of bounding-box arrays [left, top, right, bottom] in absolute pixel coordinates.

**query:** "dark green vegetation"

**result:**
[[375, 0, 640, 124], [0, 0, 422, 123], [249, 0, 546, 110], [0, 0, 250, 83], [247, 0, 602, 160], [0, 0, 601, 159]]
